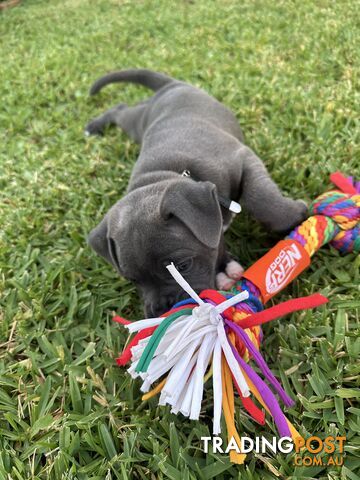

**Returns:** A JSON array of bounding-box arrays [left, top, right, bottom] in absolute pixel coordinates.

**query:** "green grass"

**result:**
[[0, 0, 359, 478]]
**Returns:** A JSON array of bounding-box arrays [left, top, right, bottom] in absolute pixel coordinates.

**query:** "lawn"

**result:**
[[0, 0, 359, 478]]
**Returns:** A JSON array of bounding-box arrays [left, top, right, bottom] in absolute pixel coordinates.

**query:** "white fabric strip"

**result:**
[[127, 359, 140, 378], [126, 316, 165, 333], [217, 320, 250, 397], [212, 338, 222, 434], [190, 333, 216, 420], [166, 263, 205, 305], [153, 313, 196, 357], [179, 371, 196, 417], [145, 347, 190, 385], [215, 290, 249, 313], [162, 336, 203, 396], [130, 344, 145, 360], [168, 352, 199, 408], [163, 324, 217, 361], [170, 386, 188, 414], [162, 316, 201, 359], [140, 378, 151, 393]]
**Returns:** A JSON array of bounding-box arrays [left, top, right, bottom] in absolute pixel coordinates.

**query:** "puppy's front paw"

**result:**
[[216, 272, 236, 290], [84, 119, 104, 136], [225, 259, 244, 280], [286, 199, 309, 230], [271, 199, 309, 232]]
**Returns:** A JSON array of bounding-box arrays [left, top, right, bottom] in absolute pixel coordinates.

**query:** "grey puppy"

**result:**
[[86, 69, 307, 316]]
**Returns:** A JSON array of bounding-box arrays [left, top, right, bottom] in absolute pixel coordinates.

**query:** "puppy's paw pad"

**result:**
[[216, 272, 236, 290], [225, 260, 244, 280]]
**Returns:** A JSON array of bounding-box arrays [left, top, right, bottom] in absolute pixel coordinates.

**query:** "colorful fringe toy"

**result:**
[[113, 172, 360, 464]]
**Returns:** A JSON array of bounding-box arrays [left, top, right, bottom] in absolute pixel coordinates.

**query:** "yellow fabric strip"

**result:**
[[226, 333, 236, 415], [204, 364, 213, 383], [221, 355, 247, 464], [141, 377, 167, 401]]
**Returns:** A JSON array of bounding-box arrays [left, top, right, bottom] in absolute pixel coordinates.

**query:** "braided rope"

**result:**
[[287, 176, 360, 255]]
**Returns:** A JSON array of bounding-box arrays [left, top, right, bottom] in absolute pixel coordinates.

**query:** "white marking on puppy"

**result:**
[[216, 272, 236, 290], [84, 130, 90, 137], [225, 260, 244, 280], [222, 213, 236, 232]]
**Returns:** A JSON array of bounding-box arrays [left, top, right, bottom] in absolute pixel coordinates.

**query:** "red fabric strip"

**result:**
[[239, 395, 266, 425], [116, 326, 157, 366], [232, 375, 265, 425], [237, 294, 328, 329], [330, 172, 357, 195], [113, 315, 132, 325]]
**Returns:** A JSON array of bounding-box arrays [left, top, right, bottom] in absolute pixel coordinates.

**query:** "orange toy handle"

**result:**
[[242, 239, 310, 303]]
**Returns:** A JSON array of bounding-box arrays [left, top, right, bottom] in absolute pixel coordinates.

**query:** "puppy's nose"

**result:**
[[146, 294, 181, 317], [150, 299, 174, 317], [145, 291, 192, 318], [144, 302, 164, 318]]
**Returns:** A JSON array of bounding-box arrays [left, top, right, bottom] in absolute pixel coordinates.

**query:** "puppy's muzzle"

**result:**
[[144, 291, 191, 317]]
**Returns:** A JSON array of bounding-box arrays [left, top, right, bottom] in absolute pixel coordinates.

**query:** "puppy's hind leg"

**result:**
[[85, 102, 148, 143], [85, 103, 127, 136]]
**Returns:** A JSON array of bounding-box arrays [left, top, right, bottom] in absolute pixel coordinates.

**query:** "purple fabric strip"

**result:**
[[228, 341, 291, 438], [225, 319, 294, 408], [235, 302, 254, 314]]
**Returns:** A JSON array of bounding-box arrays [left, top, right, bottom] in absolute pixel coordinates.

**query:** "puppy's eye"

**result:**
[[108, 238, 120, 269], [175, 258, 193, 274]]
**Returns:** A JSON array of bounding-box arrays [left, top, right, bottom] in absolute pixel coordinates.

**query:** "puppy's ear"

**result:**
[[87, 214, 120, 269], [160, 180, 222, 248]]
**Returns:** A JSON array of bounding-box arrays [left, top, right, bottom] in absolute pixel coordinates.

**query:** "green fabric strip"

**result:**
[[136, 308, 193, 373]]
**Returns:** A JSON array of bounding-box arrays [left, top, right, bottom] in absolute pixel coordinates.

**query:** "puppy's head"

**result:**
[[88, 179, 223, 316]]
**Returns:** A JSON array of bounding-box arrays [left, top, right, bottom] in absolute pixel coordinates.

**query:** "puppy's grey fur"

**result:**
[[86, 69, 307, 316]]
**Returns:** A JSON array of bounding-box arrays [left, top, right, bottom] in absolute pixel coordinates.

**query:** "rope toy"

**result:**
[[113, 172, 359, 464]]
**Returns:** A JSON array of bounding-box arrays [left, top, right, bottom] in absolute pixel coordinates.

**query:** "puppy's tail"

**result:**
[[89, 68, 175, 95]]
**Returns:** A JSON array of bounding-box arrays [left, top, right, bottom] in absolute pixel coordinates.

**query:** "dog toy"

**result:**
[[113, 172, 359, 464]]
